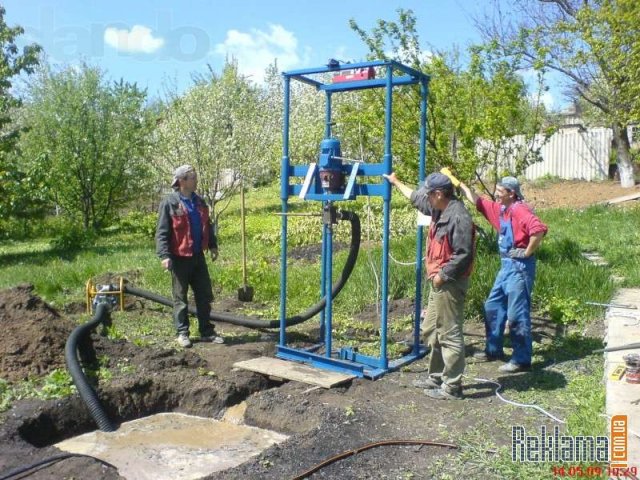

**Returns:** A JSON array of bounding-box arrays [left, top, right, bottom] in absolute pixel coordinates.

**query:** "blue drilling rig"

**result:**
[[277, 59, 430, 379]]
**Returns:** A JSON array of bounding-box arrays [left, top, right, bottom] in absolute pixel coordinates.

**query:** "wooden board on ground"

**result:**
[[233, 357, 355, 389], [604, 191, 640, 205]]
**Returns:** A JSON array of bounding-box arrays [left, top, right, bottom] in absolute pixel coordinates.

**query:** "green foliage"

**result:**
[[103, 324, 126, 341], [348, 9, 548, 191], [153, 60, 279, 222], [541, 295, 582, 325], [490, 0, 640, 185], [0, 369, 76, 412], [0, 7, 43, 223], [39, 369, 76, 399], [49, 224, 96, 251], [20, 63, 154, 231], [116, 211, 158, 237]]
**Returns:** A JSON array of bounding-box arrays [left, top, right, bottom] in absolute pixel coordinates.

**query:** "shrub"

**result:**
[[50, 224, 96, 251], [116, 211, 158, 237]]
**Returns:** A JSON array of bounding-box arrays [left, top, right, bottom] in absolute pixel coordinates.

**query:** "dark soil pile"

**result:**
[[0, 284, 76, 382]]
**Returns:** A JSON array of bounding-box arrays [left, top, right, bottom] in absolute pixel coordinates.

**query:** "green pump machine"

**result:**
[[278, 59, 430, 378]]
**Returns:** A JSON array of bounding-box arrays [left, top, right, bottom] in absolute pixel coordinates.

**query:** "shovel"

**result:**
[[238, 180, 254, 302]]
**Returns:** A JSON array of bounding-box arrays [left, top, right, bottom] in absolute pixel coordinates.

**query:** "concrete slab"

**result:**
[[55, 412, 288, 480], [604, 289, 640, 467]]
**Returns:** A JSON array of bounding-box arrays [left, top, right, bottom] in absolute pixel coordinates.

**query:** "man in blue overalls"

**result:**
[[457, 176, 547, 373]]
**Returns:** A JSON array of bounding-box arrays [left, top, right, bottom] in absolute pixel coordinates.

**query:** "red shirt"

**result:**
[[476, 197, 548, 248]]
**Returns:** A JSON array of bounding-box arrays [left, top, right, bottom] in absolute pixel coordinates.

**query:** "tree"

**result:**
[[21, 64, 153, 230], [262, 60, 330, 171], [0, 6, 41, 221], [478, 0, 640, 187], [348, 9, 548, 192], [153, 61, 278, 222]]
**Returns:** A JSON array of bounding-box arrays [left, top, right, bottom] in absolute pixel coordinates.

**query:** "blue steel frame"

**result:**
[[278, 60, 430, 379]]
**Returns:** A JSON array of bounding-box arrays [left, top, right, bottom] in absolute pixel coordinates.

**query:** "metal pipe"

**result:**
[[379, 63, 394, 370], [325, 91, 332, 138], [593, 342, 640, 353], [413, 77, 428, 355], [324, 210, 333, 358], [280, 75, 291, 347], [240, 180, 248, 287], [586, 301, 638, 310], [320, 221, 328, 340]]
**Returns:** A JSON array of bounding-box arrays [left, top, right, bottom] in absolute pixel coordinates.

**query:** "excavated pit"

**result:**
[[0, 285, 294, 479]]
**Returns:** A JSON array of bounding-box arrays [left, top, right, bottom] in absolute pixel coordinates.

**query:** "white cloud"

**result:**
[[332, 46, 349, 62], [214, 24, 308, 83], [104, 25, 164, 54], [519, 69, 558, 111], [539, 91, 556, 110]]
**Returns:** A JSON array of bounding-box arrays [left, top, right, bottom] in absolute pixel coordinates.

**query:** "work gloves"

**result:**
[[508, 248, 528, 259], [440, 167, 461, 187]]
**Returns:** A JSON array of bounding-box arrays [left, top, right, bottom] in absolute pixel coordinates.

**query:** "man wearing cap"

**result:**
[[384, 171, 475, 400], [156, 165, 223, 348], [457, 175, 547, 373]]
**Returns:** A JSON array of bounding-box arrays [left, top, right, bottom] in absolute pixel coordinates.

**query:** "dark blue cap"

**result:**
[[425, 172, 453, 193]]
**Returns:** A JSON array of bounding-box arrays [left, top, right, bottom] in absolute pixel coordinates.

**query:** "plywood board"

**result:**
[[233, 357, 355, 388], [605, 192, 640, 205]]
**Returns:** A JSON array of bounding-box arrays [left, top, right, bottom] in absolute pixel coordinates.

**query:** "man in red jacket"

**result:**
[[385, 171, 475, 400], [156, 165, 223, 348], [458, 176, 547, 373]]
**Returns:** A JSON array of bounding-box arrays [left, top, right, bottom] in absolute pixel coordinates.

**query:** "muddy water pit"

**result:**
[[55, 410, 288, 480]]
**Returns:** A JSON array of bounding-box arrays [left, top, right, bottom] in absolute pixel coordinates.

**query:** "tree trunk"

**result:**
[[612, 122, 635, 188]]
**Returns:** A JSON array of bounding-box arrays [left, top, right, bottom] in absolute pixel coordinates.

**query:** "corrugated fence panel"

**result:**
[[523, 128, 611, 181]]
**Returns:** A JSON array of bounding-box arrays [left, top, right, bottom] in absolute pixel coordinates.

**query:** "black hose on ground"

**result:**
[[0, 454, 118, 480], [64, 302, 116, 432], [125, 210, 361, 329]]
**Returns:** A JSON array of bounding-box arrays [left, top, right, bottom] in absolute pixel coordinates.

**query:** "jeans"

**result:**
[[483, 257, 535, 365], [171, 253, 215, 336]]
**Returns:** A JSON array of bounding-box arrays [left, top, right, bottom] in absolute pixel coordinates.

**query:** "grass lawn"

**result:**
[[1, 185, 639, 479]]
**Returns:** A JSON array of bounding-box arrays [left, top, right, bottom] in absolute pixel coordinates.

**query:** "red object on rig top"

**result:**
[[332, 67, 375, 83]]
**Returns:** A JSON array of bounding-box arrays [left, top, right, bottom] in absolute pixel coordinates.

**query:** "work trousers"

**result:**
[[171, 253, 215, 337], [484, 257, 536, 365], [422, 277, 469, 388]]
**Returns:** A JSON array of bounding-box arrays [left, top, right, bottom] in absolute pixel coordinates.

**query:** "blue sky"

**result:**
[[3, 0, 560, 108]]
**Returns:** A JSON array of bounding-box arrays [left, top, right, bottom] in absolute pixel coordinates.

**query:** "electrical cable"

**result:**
[[290, 439, 470, 480], [388, 253, 426, 266], [0, 453, 118, 480], [472, 377, 566, 424]]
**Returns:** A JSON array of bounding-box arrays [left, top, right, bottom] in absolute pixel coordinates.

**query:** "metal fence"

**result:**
[[497, 127, 613, 182]]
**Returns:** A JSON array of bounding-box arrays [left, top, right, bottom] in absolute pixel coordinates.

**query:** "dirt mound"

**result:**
[[0, 284, 76, 382]]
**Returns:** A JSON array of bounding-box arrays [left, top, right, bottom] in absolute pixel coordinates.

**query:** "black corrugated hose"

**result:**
[[64, 302, 116, 432], [125, 210, 361, 329]]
